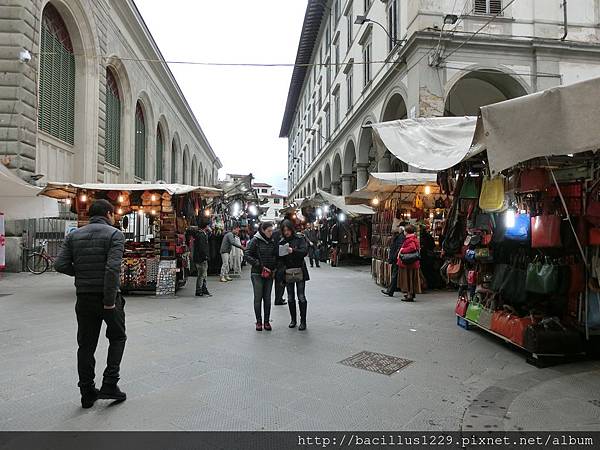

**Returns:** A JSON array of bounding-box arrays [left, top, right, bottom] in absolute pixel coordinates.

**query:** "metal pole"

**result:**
[[561, 0, 568, 41]]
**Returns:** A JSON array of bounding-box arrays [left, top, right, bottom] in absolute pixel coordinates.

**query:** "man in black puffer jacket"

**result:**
[[55, 199, 127, 408]]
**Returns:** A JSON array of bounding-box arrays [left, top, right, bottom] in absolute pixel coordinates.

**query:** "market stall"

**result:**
[[300, 189, 374, 266], [345, 172, 448, 289], [369, 76, 600, 364], [39, 183, 221, 296]]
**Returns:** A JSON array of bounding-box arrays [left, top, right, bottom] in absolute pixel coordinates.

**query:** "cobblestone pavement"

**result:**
[[0, 265, 599, 431]]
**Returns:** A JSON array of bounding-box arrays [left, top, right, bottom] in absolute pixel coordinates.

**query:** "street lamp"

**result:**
[[355, 15, 404, 46], [443, 14, 459, 25]]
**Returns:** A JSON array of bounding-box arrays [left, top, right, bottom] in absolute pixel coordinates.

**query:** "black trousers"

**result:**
[[274, 269, 286, 303], [251, 274, 273, 322], [75, 293, 127, 389], [387, 264, 399, 294]]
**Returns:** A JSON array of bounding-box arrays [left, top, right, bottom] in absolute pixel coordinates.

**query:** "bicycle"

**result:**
[[22, 240, 55, 274]]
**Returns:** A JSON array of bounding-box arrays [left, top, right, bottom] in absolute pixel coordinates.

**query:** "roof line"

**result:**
[[279, 0, 327, 138]]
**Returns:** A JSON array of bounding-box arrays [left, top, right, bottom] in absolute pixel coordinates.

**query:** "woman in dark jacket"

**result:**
[[244, 222, 278, 331], [279, 220, 310, 330]]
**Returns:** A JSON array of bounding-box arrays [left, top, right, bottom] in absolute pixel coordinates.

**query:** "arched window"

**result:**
[[171, 141, 177, 182], [105, 68, 121, 167], [39, 4, 75, 144], [183, 150, 189, 185], [156, 126, 164, 180], [134, 102, 146, 179]]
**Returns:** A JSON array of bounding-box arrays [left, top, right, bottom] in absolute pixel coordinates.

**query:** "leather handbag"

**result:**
[[569, 263, 585, 295], [588, 289, 600, 330], [491, 263, 510, 293], [465, 295, 483, 323], [459, 176, 480, 199], [503, 263, 528, 305], [467, 270, 477, 286], [507, 315, 536, 347], [524, 317, 584, 353], [479, 176, 505, 212], [586, 180, 600, 226], [478, 296, 496, 329], [475, 248, 493, 263], [518, 168, 549, 193], [284, 268, 303, 283], [455, 295, 469, 317], [447, 259, 463, 283], [531, 215, 562, 248], [400, 251, 420, 265], [589, 228, 600, 246], [505, 214, 530, 242], [526, 260, 559, 294], [490, 307, 515, 338]]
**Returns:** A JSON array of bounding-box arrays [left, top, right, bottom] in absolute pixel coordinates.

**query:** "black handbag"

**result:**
[[524, 318, 584, 354], [400, 251, 420, 265], [491, 263, 510, 292]]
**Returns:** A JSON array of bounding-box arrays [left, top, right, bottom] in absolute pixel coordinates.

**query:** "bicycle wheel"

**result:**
[[27, 253, 49, 274]]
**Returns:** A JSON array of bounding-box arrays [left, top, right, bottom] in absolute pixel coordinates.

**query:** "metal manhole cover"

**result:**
[[339, 351, 413, 376]]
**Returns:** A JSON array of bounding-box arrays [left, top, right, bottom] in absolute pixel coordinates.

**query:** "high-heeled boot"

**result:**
[[288, 300, 297, 328], [298, 301, 307, 330]]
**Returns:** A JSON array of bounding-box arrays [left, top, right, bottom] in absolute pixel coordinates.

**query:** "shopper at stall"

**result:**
[[381, 226, 406, 297], [54, 199, 127, 408], [279, 220, 310, 330], [419, 225, 437, 291], [219, 225, 244, 282], [186, 220, 212, 297], [245, 222, 278, 331], [230, 232, 244, 278], [397, 224, 422, 302], [305, 223, 320, 268]]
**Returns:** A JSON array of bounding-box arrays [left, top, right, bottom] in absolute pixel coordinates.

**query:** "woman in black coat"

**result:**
[[279, 220, 310, 330], [244, 222, 278, 331]]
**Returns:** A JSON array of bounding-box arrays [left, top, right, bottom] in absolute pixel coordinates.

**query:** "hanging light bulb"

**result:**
[[323, 205, 330, 213], [505, 208, 516, 228], [66, 198, 72, 206], [138, 207, 144, 216], [424, 186, 432, 195], [118, 195, 124, 203], [151, 209, 157, 216], [117, 208, 123, 215], [338, 212, 346, 222], [248, 204, 258, 216], [204, 209, 211, 217], [80, 193, 87, 203], [371, 197, 380, 206], [151, 194, 157, 202]]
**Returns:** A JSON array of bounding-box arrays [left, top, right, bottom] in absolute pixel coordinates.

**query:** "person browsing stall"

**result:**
[[220, 225, 244, 282], [397, 224, 422, 302]]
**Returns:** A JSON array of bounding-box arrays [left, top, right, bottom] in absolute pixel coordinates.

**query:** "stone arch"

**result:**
[[331, 152, 342, 195], [135, 92, 155, 180], [182, 145, 190, 184], [191, 155, 198, 186], [311, 178, 317, 195], [198, 162, 204, 185], [38, 0, 100, 182], [380, 91, 409, 172], [204, 168, 209, 186], [156, 115, 170, 181], [357, 116, 377, 188], [171, 132, 181, 183], [323, 163, 332, 191], [342, 140, 357, 195], [317, 171, 323, 189], [444, 67, 529, 117]]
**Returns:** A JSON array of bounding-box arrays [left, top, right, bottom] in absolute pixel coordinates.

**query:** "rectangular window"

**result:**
[[346, 66, 353, 112], [274, 198, 281, 204], [387, 0, 399, 52], [346, 2, 353, 50], [334, 91, 340, 128], [326, 61, 331, 90], [474, 0, 502, 15], [364, 0, 372, 13], [335, 44, 340, 74], [262, 189, 268, 193], [334, 0, 341, 24], [363, 40, 372, 87], [325, 108, 331, 139]]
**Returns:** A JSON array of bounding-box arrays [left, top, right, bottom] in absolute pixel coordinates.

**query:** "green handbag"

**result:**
[[525, 260, 559, 294], [465, 294, 483, 323], [460, 176, 480, 199]]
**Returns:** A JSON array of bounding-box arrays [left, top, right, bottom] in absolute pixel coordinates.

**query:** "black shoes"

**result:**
[[99, 383, 127, 402], [275, 300, 287, 305], [381, 289, 393, 297], [298, 321, 307, 331], [289, 320, 297, 328], [80, 387, 99, 409], [195, 292, 204, 297]]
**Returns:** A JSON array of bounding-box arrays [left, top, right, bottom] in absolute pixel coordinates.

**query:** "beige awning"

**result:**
[[345, 172, 440, 205], [39, 182, 222, 200], [0, 164, 59, 220], [303, 189, 374, 217]]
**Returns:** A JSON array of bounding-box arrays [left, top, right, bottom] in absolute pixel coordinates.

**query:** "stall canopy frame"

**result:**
[[345, 172, 439, 205], [38, 182, 222, 200], [0, 164, 59, 220], [302, 189, 375, 218]]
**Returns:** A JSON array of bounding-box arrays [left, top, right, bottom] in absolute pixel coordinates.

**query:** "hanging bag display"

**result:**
[[400, 251, 420, 265], [502, 257, 528, 305], [459, 176, 480, 199], [504, 213, 530, 242], [478, 295, 497, 329], [588, 289, 600, 330], [524, 318, 584, 354], [525, 259, 559, 294], [447, 258, 463, 284], [586, 180, 600, 226], [465, 294, 483, 323], [518, 168, 549, 193], [479, 176, 505, 212], [455, 295, 469, 317], [507, 314, 537, 347], [531, 215, 562, 248]]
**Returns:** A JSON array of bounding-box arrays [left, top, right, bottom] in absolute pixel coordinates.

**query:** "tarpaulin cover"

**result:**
[[481, 76, 600, 174], [371, 117, 480, 171], [0, 164, 59, 220], [302, 189, 374, 217], [345, 172, 439, 205], [39, 182, 222, 200]]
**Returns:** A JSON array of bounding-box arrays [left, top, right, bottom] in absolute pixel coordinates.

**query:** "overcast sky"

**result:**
[[135, 0, 307, 195]]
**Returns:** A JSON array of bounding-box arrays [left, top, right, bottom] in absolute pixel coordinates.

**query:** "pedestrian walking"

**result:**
[[279, 220, 310, 330], [397, 224, 422, 302], [186, 220, 212, 297], [54, 199, 127, 408], [381, 226, 406, 297], [305, 224, 320, 268], [220, 225, 244, 282], [230, 233, 243, 278], [272, 225, 287, 305], [245, 222, 278, 331]]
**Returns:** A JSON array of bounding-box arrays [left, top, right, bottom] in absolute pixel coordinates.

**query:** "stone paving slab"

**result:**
[[0, 265, 599, 431]]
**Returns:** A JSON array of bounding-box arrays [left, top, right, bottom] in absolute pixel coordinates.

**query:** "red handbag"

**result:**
[[531, 215, 562, 248], [490, 308, 515, 338], [467, 270, 477, 286], [507, 315, 536, 347], [455, 295, 468, 317], [589, 228, 600, 246], [518, 168, 549, 193], [569, 263, 585, 295], [586, 180, 600, 226]]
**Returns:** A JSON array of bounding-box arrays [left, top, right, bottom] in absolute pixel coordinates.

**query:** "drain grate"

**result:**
[[339, 351, 413, 376]]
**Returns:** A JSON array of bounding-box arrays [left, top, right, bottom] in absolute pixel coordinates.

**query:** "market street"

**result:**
[[1, 265, 599, 431]]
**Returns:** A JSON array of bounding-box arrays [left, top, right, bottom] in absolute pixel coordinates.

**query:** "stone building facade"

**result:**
[[281, 0, 600, 201], [0, 0, 221, 186]]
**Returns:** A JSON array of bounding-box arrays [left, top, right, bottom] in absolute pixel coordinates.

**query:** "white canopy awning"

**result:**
[[481, 76, 600, 174], [303, 189, 374, 217], [371, 117, 481, 171], [370, 76, 600, 174], [39, 182, 222, 200], [345, 172, 439, 205], [0, 165, 59, 220]]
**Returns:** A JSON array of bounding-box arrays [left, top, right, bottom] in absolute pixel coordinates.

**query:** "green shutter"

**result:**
[[38, 23, 75, 145], [156, 129, 164, 180], [105, 70, 121, 167], [134, 104, 146, 179], [171, 146, 176, 182]]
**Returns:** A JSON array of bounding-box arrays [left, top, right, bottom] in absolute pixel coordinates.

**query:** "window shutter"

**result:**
[[134, 102, 146, 179], [105, 69, 121, 167], [156, 127, 164, 180]]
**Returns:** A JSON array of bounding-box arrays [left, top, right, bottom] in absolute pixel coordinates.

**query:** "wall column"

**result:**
[[356, 163, 369, 189], [331, 181, 341, 196], [341, 174, 353, 196]]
